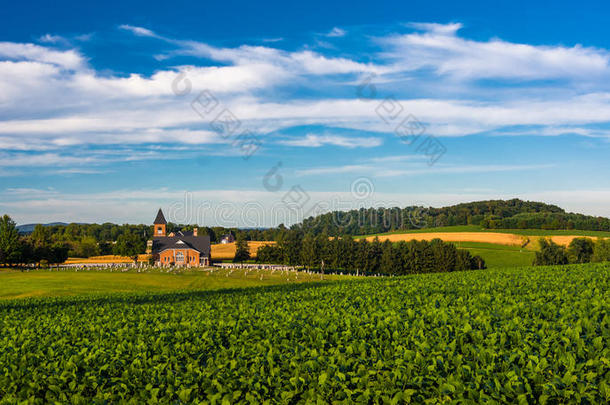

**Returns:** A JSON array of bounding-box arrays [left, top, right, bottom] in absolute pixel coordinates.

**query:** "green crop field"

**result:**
[[2, 263, 610, 403], [0, 268, 348, 300], [452, 242, 536, 268]]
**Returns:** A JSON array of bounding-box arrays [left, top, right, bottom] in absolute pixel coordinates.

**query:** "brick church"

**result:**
[[149, 209, 211, 266]]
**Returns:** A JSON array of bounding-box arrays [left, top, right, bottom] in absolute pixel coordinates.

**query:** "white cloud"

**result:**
[[326, 27, 346, 38], [296, 162, 554, 177], [38, 34, 64, 44], [119, 24, 158, 38], [0, 42, 85, 70], [262, 37, 284, 43], [279, 134, 382, 148], [380, 23, 610, 81]]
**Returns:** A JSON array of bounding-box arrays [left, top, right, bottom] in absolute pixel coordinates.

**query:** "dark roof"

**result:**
[[154, 209, 167, 225], [152, 234, 211, 256]]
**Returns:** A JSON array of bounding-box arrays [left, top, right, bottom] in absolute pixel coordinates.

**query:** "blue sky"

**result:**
[[2, 0, 610, 226]]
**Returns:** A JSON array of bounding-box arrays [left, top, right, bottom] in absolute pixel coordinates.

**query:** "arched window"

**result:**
[[175, 251, 184, 262]]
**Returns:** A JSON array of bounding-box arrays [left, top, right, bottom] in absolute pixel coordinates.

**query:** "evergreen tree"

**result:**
[[353, 239, 369, 275], [431, 239, 457, 273], [380, 240, 397, 275], [300, 234, 318, 269], [367, 237, 383, 274], [233, 237, 251, 263]]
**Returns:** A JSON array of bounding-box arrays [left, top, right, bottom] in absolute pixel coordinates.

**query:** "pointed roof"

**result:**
[[154, 208, 167, 225]]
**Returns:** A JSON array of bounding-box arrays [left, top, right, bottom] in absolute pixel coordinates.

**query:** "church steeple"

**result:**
[[153, 208, 167, 237]]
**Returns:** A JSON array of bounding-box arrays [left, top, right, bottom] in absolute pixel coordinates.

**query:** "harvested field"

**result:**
[[65, 254, 151, 264], [542, 235, 599, 247], [365, 232, 527, 247], [364, 231, 605, 249], [211, 241, 275, 260]]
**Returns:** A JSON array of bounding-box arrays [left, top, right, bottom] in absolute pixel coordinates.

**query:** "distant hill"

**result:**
[[17, 222, 71, 234], [297, 199, 610, 236]]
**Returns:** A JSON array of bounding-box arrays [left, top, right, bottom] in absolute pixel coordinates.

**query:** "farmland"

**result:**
[[358, 228, 605, 248], [352, 225, 610, 268], [451, 242, 535, 268], [210, 241, 275, 260], [2, 263, 610, 403], [362, 231, 527, 247]]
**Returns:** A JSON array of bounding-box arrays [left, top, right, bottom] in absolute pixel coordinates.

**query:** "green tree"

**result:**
[[592, 238, 610, 262], [533, 238, 568, 266], [30, 224, 51, 248], [0, 215, 23, 265], [367, 237, 382, 274], [233, 237, 251, 263], [113, 231, 145, 263], [300, 234, 319, 269], [280, 231, 302, 265], [49, 242, 69, 265], [75, 236, 100, 258], [29, 224, 51, 265], [567, 237, 594, 264], [380, 240, 397, 275]]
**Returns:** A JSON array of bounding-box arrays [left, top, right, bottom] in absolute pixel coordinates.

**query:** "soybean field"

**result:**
[[2, 263, 610, 403]]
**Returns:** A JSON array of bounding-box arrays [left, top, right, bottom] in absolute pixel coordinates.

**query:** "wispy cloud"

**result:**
[[262, 37, 284, 43], [118, 24, 158, 38], [325, 27, 346, 38], [279, 134, 382, 148], [381, 22, 610, 81], [38, 34, 64, 44], [296, 162, 554, 177]]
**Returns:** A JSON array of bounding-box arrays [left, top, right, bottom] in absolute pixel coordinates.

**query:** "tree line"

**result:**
[[482, 212, 610, 232], [14, 220, 284, 259], [534, 237, 610, 266], [255, 233, 486, 275], [0, 215, 69, 266], [0, 215, 151, 266]]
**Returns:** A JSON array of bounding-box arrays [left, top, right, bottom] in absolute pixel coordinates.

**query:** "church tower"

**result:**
[[153, 208, 167, 237]]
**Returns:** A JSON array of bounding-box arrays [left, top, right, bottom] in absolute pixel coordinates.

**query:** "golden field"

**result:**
[[365, 232, 528, 247], [539, 235, 598, 247], [211, 241, 275, 260], [64, 254, 152, 264], [364, 232, 600, 249]]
